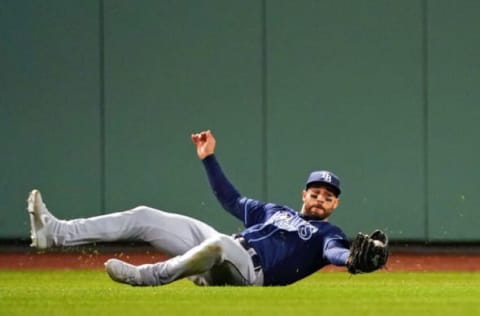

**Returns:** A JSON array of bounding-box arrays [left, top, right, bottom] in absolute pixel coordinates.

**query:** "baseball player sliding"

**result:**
[[27, 130, 388, 286]]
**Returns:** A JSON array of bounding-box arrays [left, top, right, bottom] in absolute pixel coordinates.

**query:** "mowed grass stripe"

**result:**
[[1, 270, 479, 316]]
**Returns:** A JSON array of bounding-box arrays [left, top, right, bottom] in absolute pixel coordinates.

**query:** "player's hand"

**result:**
[[191, 130, 216, 160]]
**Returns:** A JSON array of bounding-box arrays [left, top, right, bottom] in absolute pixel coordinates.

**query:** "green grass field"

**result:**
[[1, 270, 479, 316]]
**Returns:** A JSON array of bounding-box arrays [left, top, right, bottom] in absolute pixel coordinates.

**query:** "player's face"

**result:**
[[301, 186, 339, 220]]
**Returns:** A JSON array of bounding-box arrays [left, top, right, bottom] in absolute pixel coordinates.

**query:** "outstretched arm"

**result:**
[[323, 239, 350, 266], [191, 130, 243, 219]]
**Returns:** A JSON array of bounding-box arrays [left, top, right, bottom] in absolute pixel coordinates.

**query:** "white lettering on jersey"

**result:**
[[267, 211, 318, 240]]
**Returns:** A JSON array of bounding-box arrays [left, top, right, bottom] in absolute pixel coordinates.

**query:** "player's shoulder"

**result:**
[[239, 197, 297, 219], [242, 198, 295, 213], [240, 197, 293, 210]]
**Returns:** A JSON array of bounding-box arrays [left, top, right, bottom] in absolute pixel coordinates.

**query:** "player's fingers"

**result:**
[[192, 130, 212, 143], [205, 130, 214, 141], [191, 133, 202, 144], [199, 131, 208, 141]]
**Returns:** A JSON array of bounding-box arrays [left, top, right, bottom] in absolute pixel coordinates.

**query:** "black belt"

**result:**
[[233, 235, 262, 272]]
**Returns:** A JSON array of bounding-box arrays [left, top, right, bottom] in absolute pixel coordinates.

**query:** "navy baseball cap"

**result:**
[[305, 170, 341, 196]]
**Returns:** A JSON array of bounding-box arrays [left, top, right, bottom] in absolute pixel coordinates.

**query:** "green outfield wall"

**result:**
[[1, 0, 479, 242]]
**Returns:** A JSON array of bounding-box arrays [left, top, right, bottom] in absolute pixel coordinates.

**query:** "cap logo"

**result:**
[[319, 171, 332, 183]]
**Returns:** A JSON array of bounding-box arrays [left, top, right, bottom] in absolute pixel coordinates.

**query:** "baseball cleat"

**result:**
[[27, 189, 55, 249], [105, 259, 144, 286]]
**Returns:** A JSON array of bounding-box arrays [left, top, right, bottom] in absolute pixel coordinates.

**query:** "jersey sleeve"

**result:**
[[202, 155, 268, 225], [322, 231, 351, 266], [237, 197, 273, 227], [202, 154, 241, 216]]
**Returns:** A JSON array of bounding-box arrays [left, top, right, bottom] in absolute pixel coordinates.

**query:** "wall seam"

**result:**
[[261, 0, 269, 201], [99, 0, 106, 213], [422, 0, 430, 242]]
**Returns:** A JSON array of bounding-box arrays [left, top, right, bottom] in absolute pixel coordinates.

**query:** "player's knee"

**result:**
[[127, 206, 161, 223], [203, 236, 223, 251], [131, 205, 152, 213], [202, 236, 225, 258]]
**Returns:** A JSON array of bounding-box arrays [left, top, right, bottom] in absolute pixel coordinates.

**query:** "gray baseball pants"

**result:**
[[46, 206, 263, 286]]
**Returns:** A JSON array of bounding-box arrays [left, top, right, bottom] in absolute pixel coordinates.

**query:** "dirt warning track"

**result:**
[[1, 250, 480, 271]]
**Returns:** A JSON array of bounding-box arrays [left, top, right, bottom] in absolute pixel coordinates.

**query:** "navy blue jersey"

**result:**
[[203, 155, 350, 286]]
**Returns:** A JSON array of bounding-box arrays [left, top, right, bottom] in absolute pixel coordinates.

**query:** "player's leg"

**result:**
[[27, 189, 219, 256], [105, 234, 261, 286]]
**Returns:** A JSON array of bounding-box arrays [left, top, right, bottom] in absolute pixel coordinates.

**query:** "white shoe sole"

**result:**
[[27, 189, 48, 249]]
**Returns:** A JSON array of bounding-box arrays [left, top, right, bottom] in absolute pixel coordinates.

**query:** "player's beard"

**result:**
[[302, 204, 330, 220]]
